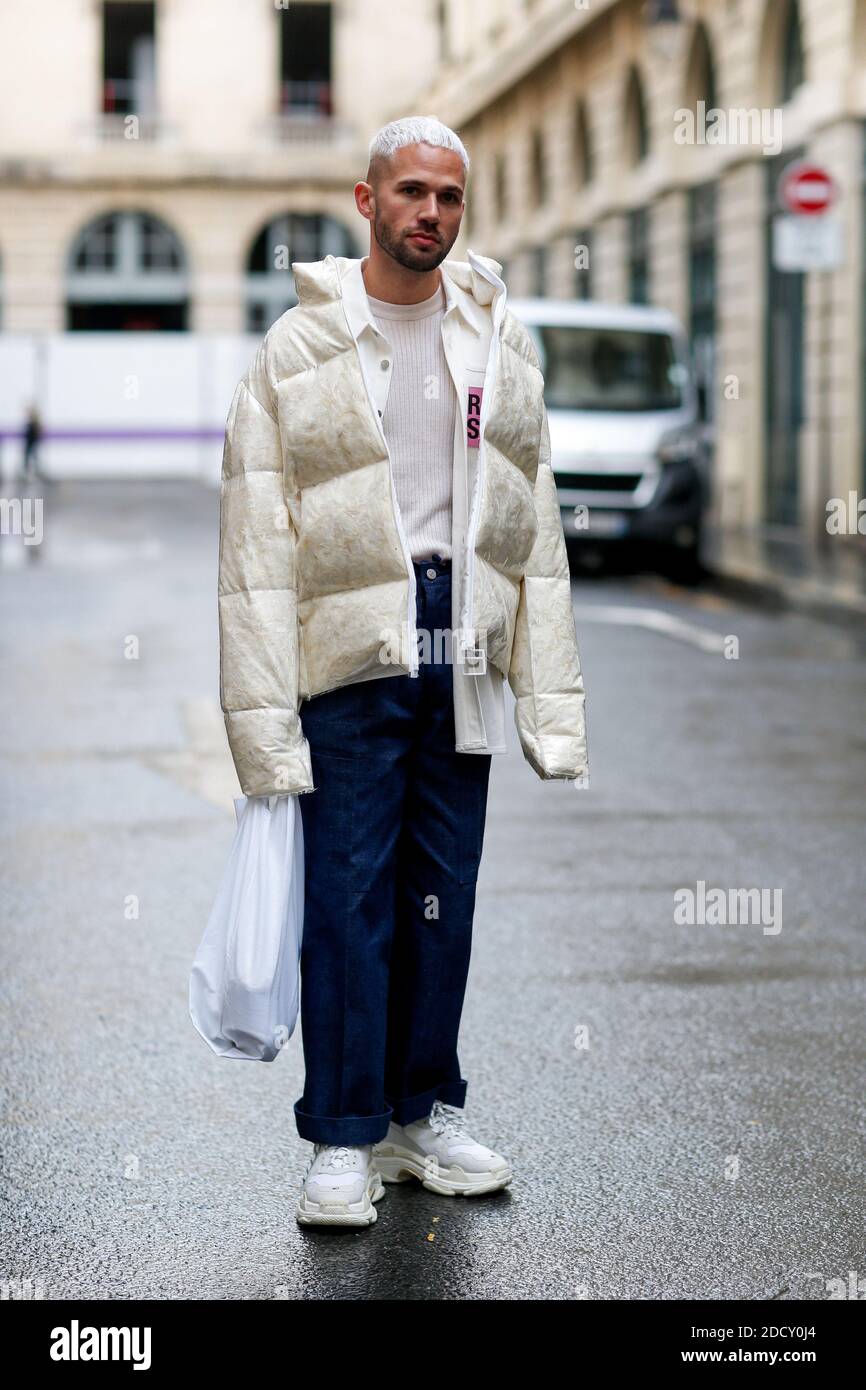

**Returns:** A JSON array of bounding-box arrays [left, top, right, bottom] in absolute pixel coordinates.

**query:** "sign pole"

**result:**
[[773, 159, 841, 551]]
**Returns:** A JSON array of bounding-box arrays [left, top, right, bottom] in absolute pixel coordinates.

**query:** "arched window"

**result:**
[[684, 21, 717, 112], [779, 0, 805, 104], [66, 211, 188, 330], [624, 65, 649, 167], [493, 153, 508, 222], [436, 0, 450, 63], [245, 212, 356, 333], [530, 129, 548, 205], [573, 99, 594, 188], [463, 192, 473, 239]]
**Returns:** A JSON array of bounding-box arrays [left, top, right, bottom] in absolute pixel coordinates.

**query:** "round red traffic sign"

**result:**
[[778, 161, 837, 216]]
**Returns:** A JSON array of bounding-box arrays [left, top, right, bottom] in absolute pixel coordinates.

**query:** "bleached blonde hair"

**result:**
[[366, 115, 470, 186]]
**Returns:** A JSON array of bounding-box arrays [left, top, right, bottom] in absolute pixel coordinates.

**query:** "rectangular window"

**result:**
[[532, 245, 547, 297], [102, 2, 156, 116], [688, 182, 717, 422], [279, 2, 332, 115], [529, 325, 683, 413], [628, 207, 649, 305]]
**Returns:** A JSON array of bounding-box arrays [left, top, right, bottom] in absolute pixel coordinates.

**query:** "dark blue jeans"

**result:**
[[294, 556, 493, 1145]]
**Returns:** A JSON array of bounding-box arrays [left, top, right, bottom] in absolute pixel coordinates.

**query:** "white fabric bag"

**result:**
[[189, 793, 304, 1061]]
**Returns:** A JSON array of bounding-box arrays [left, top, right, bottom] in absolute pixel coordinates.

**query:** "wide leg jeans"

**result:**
[[293, 556, 493, 1145]]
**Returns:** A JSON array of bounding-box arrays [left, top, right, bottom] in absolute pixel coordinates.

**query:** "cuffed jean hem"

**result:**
[[385, 1077, 468, 1128], [293, 1098, 394, 1145]]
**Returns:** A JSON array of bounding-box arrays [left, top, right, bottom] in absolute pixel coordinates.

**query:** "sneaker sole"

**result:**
[[296, 1170, 386, 1227], [374, 1149, 512, 1197]]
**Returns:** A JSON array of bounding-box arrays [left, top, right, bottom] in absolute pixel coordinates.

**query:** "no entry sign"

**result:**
[[778, 161, 837, 216]]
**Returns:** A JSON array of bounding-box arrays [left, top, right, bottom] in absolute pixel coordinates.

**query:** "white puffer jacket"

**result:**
[[218, 250, 588, 797]]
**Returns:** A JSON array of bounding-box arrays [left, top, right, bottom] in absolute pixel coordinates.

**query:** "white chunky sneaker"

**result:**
[[296, 1143, 386, 1227], [373, 1100, 513, 1197]]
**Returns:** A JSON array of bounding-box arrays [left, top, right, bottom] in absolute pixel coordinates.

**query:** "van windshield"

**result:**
[[528, 324, 685, 412]]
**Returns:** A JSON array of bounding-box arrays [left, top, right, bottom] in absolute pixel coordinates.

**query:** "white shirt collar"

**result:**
[[338, 256, 486, 344]]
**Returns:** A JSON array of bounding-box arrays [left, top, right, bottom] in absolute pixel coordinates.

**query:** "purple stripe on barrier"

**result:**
[[0, 427, 227, 442]]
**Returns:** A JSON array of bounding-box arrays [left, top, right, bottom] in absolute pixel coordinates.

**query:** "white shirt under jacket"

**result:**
[[338, 254, 509, 757]]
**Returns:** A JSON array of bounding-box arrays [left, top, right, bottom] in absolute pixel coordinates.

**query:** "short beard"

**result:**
[[373, 210, 453, 272]]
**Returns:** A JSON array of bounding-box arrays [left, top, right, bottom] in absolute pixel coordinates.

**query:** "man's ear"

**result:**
[[354, 181, 374, 220]]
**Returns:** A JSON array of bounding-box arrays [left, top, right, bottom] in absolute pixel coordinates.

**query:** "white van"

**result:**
[[509, 298, 710, 582]]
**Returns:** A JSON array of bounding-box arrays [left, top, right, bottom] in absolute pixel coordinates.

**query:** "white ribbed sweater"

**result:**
[[367, 282, 455, 562]]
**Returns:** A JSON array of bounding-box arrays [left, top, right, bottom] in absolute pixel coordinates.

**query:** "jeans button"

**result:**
[[426, 567, 437, 579]]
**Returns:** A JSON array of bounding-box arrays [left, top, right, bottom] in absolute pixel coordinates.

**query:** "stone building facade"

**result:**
[[2, 0, 864, 529], [427, 0, 866, 531]]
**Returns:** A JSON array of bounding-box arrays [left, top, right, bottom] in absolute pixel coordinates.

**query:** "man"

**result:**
[[218, 115, 588, 1229]]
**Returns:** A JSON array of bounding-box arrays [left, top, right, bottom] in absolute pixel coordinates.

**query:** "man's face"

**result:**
[[359, 143, 465, 272]]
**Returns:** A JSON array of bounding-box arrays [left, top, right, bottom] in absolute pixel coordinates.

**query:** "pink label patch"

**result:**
[[467, 385, 483, 449]]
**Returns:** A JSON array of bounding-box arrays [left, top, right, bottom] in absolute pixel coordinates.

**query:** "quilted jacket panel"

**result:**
[[218, 253, 588, 796]]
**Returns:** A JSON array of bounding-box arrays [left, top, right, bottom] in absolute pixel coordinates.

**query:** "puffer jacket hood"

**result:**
[[218, 250, 588, 797]]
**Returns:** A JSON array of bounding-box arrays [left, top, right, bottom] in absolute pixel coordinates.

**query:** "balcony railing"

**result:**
[[268, 83, 352, 144], [89, 78, 167, 141], [279, 80, 333, 116], [81, 113, 174, 143], [266, 114, 354, 144], [102, 78, 155, 116]]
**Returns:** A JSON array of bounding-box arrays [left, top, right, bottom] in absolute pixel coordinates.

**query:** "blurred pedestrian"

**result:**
[[21, 403, 43, 482]]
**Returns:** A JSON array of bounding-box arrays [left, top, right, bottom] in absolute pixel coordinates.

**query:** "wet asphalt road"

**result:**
[[1, 480, 864, 1301]]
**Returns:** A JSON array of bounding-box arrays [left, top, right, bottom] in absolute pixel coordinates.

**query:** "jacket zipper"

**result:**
[[355, 339, 419, 678], [440, 309, 487, 747], [461, 255, 507, 659]]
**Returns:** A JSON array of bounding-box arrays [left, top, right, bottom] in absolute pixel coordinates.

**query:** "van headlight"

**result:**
[[657, 428, 698, 465]]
